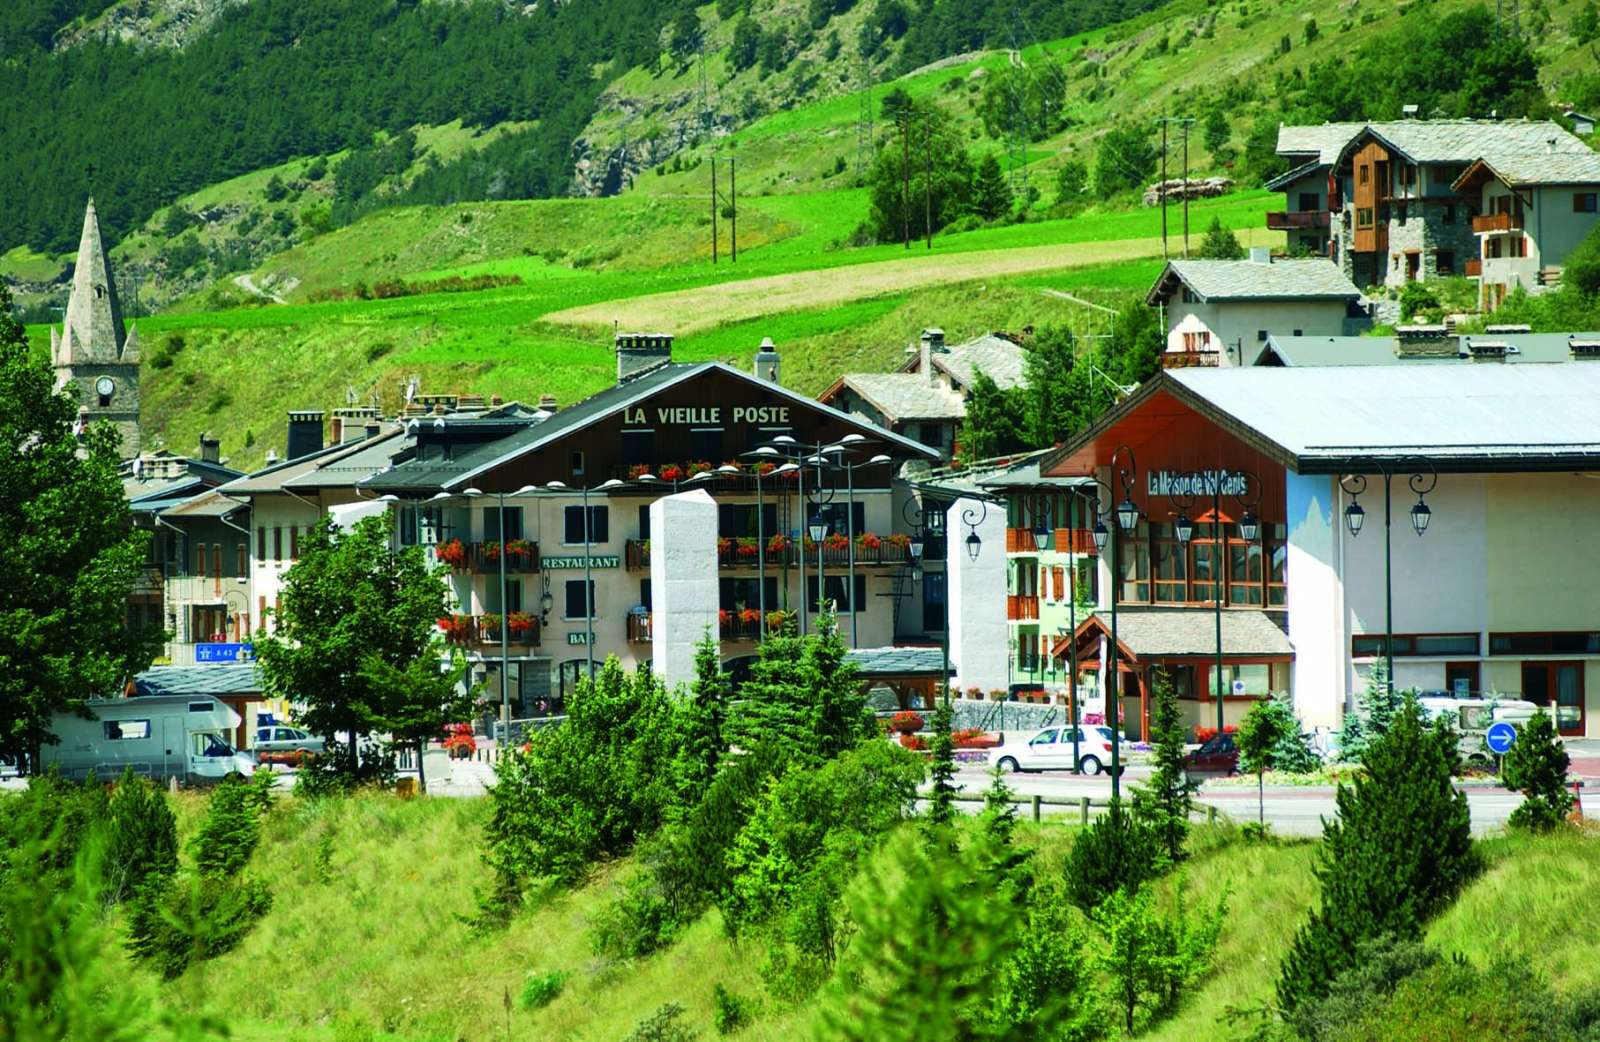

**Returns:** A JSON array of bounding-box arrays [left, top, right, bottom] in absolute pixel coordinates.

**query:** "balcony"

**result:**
[[1006, 595, 1040, 621], [1054, 528, 1099, 555], [626, 610, 792, 644], [438, 613, 541, 648], [627, 611, 652, 643], [433, 539, 540, 574], [1161, 349, 1220, 369], [1266, 210, 1330, 230], [1465, 258, 1482, 278], [1472, 212, 1523, 234], [625, 535, 915, 571]]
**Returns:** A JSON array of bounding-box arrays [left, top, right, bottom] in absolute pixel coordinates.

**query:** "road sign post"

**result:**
[[1485, 720, 1517, 774]]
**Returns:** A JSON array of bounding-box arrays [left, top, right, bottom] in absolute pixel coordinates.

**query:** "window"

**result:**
[[196, 543, 208, 577], [1436, 250, 1455, 275], [620, 429, 654, 464], [1356, 207, 1374, 228], [1576, 193, 1599, 214], [1445, 661, 1480, 696], [1297, 192, 1319, 213], [720, 577, 780, 611], [1256, 329, 1268, 342], [256, 526, 266, 560], [570, 450, 585, 477], [189, 702, 212, 713], [1489, 631, 1600, 655], [1359, 164, 1369, 185], [483, 506, 523, 542], [104, 719, 151, 740], [1352, 633, 1480, 657], [564, 579, 595, 620], [563, 505, 609, 544], [290, 526, 299, 560], [690, 428, 724, 462], [812, 501, 866, 537], [807, 574, 869, 613], [1181, 288, 1196, 304], [1292, 329, 1303, 337], [485, 578, 524, 615], [273, 527, 283, 562], [1208, 663, 1289, 698], [718, 503, 778, 538], [922, 571, 946, 631], [637, 503, 650, 540], [236, 544, 247, 576]]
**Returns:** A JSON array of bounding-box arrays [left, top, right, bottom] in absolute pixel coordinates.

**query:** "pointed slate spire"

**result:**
[[58, 198, 128, 363]]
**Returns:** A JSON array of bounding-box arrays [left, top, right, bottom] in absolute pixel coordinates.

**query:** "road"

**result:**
[[943, 764, 1532, 836]]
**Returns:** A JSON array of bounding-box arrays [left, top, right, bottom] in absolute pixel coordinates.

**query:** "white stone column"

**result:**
[[650, 489, 719, 691], [946, 497, 1008, 694], [1285, 470, 1344, 730]]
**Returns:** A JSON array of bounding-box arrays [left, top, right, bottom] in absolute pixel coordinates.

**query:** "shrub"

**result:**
[[1286, 934, 1440, 1042], [712, 983, 754, 1035], [126, 871, 273, 979], [1277, 699, 1477, 1012], [1398, 281, 1441, 322], [1065, 801, 1162, 911], [1501, 708, 1573, 830], [517, 969, 568, 1010], [189, 775, 264, 879], [1321, 957, 1598, 1042], [1093, 881, 1226, 1035], [105, 769, 179, 903], [591, 869, 683, 960], [623, 1003, 697, 1042]]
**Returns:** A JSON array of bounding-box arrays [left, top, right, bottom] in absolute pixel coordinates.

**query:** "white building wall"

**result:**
[[1284, 470, 1346, 729], [946, 497, 1008, 692], [1164, 299, 1351, 364]]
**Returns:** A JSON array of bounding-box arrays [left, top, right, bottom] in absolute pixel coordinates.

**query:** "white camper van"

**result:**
[[41, 695, 257, 784]]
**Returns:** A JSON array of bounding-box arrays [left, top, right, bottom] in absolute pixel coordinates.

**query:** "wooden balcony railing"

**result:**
[[1265, 210, 1330, 230], [1054, 528, 1099, 555], [626, 612, 652, 643], [1464, 258, 1482, 277], [1472, 212, 1523, 233], [1161, 349, 1220, 369], [1006, 527, 1044, 553], [1007, 595, 1040, 621]]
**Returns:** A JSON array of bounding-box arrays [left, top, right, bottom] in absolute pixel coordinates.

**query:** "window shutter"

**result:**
[[290, 526, 299, 560]]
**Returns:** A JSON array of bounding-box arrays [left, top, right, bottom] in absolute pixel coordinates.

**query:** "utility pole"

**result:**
[[924, 114, 932, 250], [1160, 117, 1169, 260], [710, 155, 719, 264], [1181, 118, 1194, 257], [730, 156, 737, 262], [902, 110, 911, 249]]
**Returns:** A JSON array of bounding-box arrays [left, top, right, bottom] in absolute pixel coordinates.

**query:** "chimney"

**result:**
[[198, 433, 220, 464], [365, 422, 381, 440], [754, 336, 781, 383], [1569, 337, 1600, 360], [1393, 325, 1457, 359], [1249, 246, 1272, 265], [615, 332, 673, 384], [1465, 338, 1508, 363], [332, 406, 378, 444], [538, 394, 558, 411], [919, 327, 946, 383], [286, 409, 325, 460]]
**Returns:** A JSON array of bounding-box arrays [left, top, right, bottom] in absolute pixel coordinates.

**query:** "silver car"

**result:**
[[253, 725, 325, 765]]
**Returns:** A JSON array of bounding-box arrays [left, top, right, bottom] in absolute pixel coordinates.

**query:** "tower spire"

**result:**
[[59, 197, 128, 363]]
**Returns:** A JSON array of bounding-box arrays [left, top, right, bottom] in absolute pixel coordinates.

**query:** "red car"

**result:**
[[1183, 731, 1239, 779]]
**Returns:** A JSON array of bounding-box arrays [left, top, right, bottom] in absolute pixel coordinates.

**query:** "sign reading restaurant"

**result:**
[[542, 555, 621, 569], [1146, 469, 1250, 498], [623, 406, 792, 426]]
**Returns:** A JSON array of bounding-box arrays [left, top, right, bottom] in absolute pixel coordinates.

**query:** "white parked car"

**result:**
[[988, 725, 1127, 776]]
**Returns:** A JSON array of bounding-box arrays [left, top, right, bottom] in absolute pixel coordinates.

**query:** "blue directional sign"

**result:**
[[1485, 721, 1518, 756], [195, 643, 253, 663]]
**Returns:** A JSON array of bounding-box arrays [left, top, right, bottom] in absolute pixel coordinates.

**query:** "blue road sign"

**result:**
[[1486, 721, 1518, 756]]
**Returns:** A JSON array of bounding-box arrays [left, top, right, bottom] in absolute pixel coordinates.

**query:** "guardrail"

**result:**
[[948, 792, 1222, 826]]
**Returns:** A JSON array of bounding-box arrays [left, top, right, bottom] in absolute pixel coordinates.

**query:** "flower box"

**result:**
[[889, 711, 924, 734], [766, 610, 793, 632], [434, 539, 467, 569], [856, 532, 883, 551], [659, 464, 684, 482], [508, 611, 536, 635], [738, 608, 763, 625]]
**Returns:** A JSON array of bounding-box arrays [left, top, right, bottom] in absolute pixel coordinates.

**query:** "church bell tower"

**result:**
[[51, 198, 141, 458]]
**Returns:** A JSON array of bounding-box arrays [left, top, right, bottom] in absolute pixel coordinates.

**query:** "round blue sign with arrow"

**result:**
[[1486, 721, 1518, 756]]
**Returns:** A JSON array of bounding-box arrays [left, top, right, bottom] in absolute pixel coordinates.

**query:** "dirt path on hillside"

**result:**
[[233, 273, 287, 304], [540, 235, 1169, 333]]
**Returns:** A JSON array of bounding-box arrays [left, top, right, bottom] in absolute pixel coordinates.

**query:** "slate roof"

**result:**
[[1147, 259, 1363, 306], [973, 450, 1096, 490], [1360, 119, 1588, 164], [930, 333, 1027, 391], [1454, 151, 1600, 190], [134, 664, 262, 698], [838, 373, 968, 422], [1061, 608, 1292, 660], [161, 488, 251, 520], [1276, 122, 1367, 163], [1167, 362, 1600, 471], [1254, 332, 1600, 367], [846, 646, 953, 677], [1263, 157, 1329, 192]]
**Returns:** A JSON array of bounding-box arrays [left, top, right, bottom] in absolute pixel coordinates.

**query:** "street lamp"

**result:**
[[1088, 444, 1140, 802], [1340, 461, 1437, 692]]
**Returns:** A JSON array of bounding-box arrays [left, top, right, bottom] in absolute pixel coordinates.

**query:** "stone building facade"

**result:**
[[50, 199, 141, 457]]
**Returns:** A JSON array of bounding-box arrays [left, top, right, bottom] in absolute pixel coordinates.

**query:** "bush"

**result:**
[[1277, 699, 1478, 1012], [104, 769, 179, 903], [1287, 934, 1440, 1042], [712, 983, 754, 1035], [190, 775, 265, 879], [125, 871, 273, 979], [624, 1003, 697, 1042], [517, 969, 568, 1010], [1564, 221, 1600, 297], [1093, 880, 1225, 1035], [1065, 801, 1162, 911], [1398, 281, 1441, 322], [591, 869, 683, 960]]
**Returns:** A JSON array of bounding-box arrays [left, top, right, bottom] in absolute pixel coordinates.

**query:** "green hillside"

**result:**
[[123, 790, 1600, 1041]]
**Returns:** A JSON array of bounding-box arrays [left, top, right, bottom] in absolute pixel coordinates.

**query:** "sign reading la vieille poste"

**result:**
[[622, 406, 791, 426]]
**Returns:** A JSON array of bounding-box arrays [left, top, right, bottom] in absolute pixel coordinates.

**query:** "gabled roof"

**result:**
[[1052, 608, 1293, 662], [927, 333, 1027, 391], [134, 664, 262, 698], [1263, 157, 1328, 192], [1255, 332, 1600, 367], [1453, 152, 1600, 192], [846, 646, 952, 677], [1338, 119, 1588, 167], [366, 362, 938, 493], [833, 373, 967, 422], [161, 487, 252, 520], [218, 425, 403, 495], [1146, 259, 1362, 306], [1276, 122, 1367, 163]]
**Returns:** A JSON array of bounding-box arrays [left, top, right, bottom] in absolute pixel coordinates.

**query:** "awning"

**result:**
[[1051, 607, 1293, 664], [845, 646, 953, 678]]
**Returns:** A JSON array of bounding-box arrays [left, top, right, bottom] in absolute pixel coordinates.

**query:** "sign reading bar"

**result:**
[[621, 406, 791, 426], [542, 555, 620, 570], [567, 632, 590, 645], [1146, 470, 1249, 498]]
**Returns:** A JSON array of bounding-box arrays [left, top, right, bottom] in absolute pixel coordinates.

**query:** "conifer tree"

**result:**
[[1337, 659, 1400, 762], [802, 608, 875, 760], [728, 628, 810, 752], [1195, 216, 1246, 259], [1277, 699, 1477, 1012], [1134, 669, 1197, 861], [972, 152, 1014, 220], [105, 770, 179, 903], [678, 630, 731, 802], [1501, 709, 1573, 831]]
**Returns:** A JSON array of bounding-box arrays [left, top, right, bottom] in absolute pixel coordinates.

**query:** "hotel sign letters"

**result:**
[[1146, 469, 1249, 497], [622, 406, 791, 426]]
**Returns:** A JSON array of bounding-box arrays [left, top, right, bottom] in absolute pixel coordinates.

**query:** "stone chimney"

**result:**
[[331, 406, 379, 444], [286, 410, 325, 461], [919, 328, 946, 384], [1570, 337, 1600, 360], [1249, 246, 1272, 265], [538, 394, 558, 411], [1394, 325, 1458, 359], [754, 336, 781, 383], [615, 332, 673, 384], [198, 433, 220, 464], [1465, 338, 1508, 363]]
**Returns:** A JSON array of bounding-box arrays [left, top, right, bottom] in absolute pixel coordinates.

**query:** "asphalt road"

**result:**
[[945, 763, 1533, 836]]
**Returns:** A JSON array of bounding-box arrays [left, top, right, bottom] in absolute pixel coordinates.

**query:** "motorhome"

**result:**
[[1417, 692, 1539, 767], [41, 695, 257, 784]]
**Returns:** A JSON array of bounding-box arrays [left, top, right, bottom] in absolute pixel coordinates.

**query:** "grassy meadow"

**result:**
[[134, 789, 1600, 1042]]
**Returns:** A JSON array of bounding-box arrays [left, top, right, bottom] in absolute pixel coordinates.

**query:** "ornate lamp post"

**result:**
[[1340, 460, 1437, 692], [1083, 445, 1141, 802]]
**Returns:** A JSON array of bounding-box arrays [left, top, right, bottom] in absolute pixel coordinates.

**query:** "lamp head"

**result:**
[[1238, 510, 1260, 543], [868, 453, 892, 465], [1174, 513, 1194, 545], [597, 479, 624, 491], [1410, 499, 1431, 536], [908, 536, 925, 561], [462, 487, 483, 497], [545, 480, 568, 491], [1116, 498, 1140, 533], [965, 529, 982, 562], [1032, 521, 1051, 551], [514, 484, 539, 496], [1091, 518, 1109, 552], [1344, 500, 1365, 538]]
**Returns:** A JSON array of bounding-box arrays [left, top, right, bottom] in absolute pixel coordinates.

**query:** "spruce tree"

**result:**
[[1501, 709, 1573, 831], [1276, 698, 1477, 1012], [728, 629, 811, 753], [1337, 659, 1399, 762], [105, 770, 179, 903], [678, 631, 731, 803], [802, 608, 875, 760], [925, 692, 958, 831], [1133, 669, 1197, 861], [972, 152, 1014, 220], [1195, 216, 1246, 259]]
